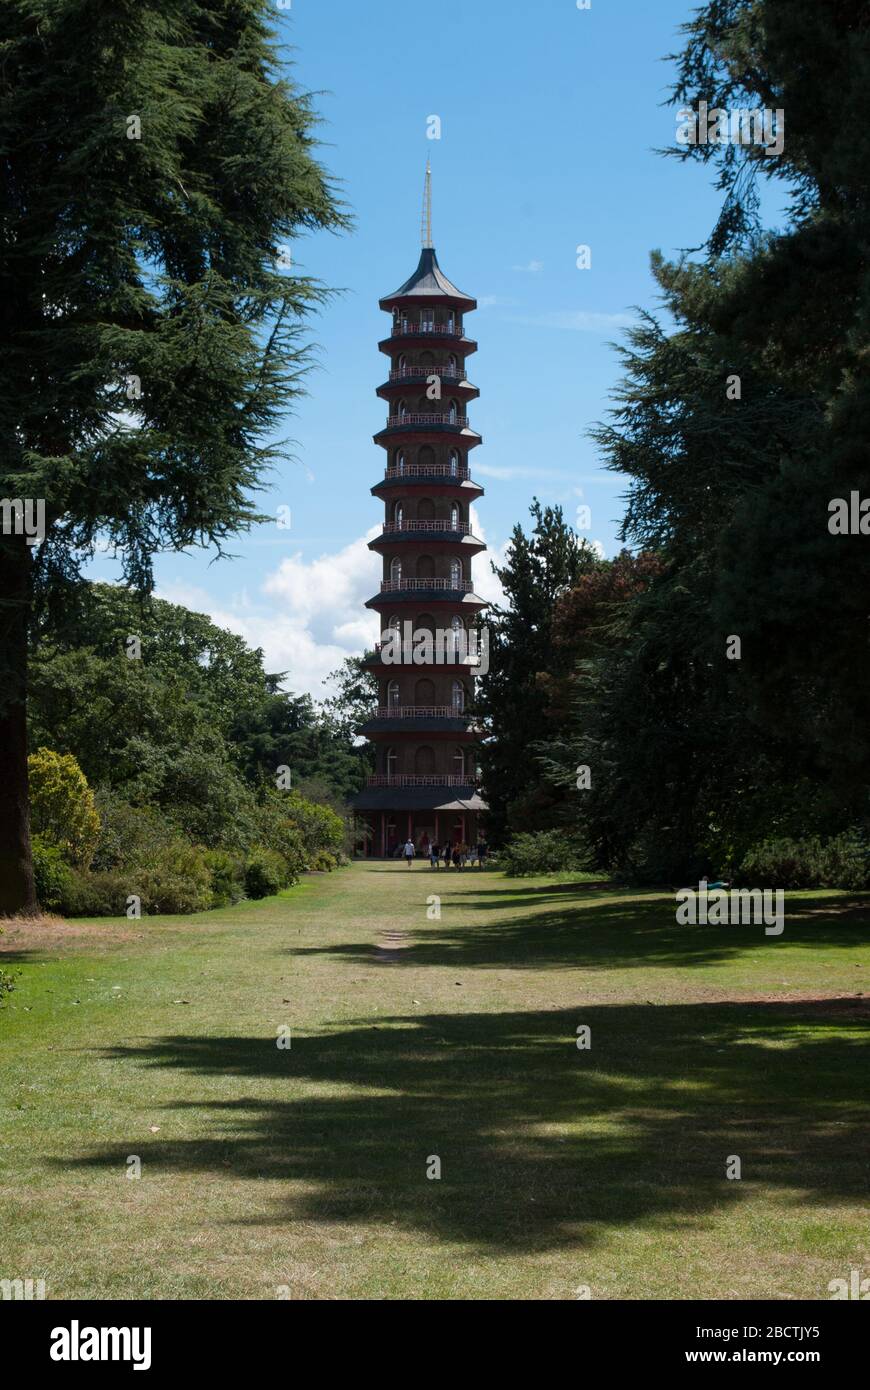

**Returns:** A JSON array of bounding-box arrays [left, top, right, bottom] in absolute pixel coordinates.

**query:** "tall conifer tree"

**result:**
[[0, 0, 347, 910]]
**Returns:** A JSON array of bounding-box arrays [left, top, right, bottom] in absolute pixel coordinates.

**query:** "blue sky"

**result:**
[[89, 0, 784, 697]]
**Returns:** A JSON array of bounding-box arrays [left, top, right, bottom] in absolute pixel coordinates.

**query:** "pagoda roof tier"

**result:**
[[374, 424, 482, 449], [379, 248, 476, 312], [379, 332, 476, 357], [372, 479, 484, 502], [377, 378, 479, 403], [351, 786, 487, 813], [368, 532, 486, 555], [358, 721, 479, 739], [362, 650, 484, 671], [372, 476, 484, 501], [365, 590, 487, 613]]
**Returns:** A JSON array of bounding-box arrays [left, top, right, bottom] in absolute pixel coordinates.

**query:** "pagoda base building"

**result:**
[[352, 168, 488, 857]]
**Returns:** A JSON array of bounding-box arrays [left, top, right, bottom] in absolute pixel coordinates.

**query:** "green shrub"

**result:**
[[203, 848, 245, 908], [260, 819, 307, 884], [59, 840, 212, 916], [89, 792, 169, 872], [135, 840, 213, 914], [31, 834, 73, 911], [500, 829, 591, 877], [58, 868, 136, 917], [257, 791, 344, 875], [244, 847, 286, 899], [285, 795, 345, 859], [310, 850, 338, 872], [739, 833, 870, 891], [28, 747, 101, 867]]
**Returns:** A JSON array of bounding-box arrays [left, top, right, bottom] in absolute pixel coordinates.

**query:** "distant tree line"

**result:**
[[27, 583, 369, 914]]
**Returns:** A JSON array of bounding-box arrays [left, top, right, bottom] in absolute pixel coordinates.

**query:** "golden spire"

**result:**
[[421, 157, 433, 249]]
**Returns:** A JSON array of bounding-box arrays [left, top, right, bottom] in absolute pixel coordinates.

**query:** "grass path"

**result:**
[[1, 863, 868, 1299]]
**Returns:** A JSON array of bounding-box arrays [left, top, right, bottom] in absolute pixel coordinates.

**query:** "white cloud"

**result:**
[[156, 519, 508, 701], [512, 259, 544, 273], [476, 294, 518, 310], [157, 528, 382, 699], [474, 463, 575, 481], [505, 309, 634, 332]]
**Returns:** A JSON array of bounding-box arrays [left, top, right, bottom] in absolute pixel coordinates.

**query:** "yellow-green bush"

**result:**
[[28, 748, 100, 868]]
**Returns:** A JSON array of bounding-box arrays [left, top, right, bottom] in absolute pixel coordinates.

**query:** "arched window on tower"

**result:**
[[387, 747, 398, 776], [449, 450, 459, 477], [390, 556, 403, 584], [450, 557, 462, 587], [398, 399, 408, 421], [387, 680, 400, 710], [397, 354, 407, 374], [453, 747, 466, 777], [416, 555, 435, 580], [393, 501, 404, 528], [395, 450, 405, 475], [447, 310, 455, 333], [417, 497, 435, 521], [421, 309, 434, 333], [451, 615, 463, 656], [448, 354, 457, 375], [451, 502, 460, 530], [452, 680, 465, 713], [448, 399, 458, 424]]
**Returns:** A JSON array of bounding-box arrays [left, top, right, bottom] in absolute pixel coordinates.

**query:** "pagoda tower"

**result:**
[[353, 165, 488, 857]]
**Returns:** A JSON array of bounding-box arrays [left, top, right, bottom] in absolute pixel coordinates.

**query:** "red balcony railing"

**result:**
[[379, 578, 472, 592], [386, 412, 469, 428], [375, 705, 467, 719], [391, 323, 463, 337], [388, 366, 463, 382], [384, 463, 469, 481], [382, 520, 471, 535], [366, 774, 478, 787]]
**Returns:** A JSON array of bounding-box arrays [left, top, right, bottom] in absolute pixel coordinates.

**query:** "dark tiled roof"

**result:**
[[351, 788, 487, 812], [381, 248, 476, 308]]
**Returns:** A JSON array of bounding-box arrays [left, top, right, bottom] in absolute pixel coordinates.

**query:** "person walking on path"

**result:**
[[451, 843, 461, 870], [477, 839, 488, 869], [429, 841, 440, 869], [403, 838, 415, 868]]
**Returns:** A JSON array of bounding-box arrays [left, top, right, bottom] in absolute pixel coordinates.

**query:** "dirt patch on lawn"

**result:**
[[736, 992, 870, 1019], [0, 915, 144, 956]]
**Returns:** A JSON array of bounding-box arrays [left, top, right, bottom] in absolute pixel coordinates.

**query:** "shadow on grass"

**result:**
[[285, 889, 870, 973], [64, 998, 869, 1252]]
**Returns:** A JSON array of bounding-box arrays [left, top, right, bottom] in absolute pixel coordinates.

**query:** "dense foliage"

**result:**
[[481, 0, 870, 888], [0, 0, 348, 911], [473, 501, 598, 845], [27, 585, 354, 914]]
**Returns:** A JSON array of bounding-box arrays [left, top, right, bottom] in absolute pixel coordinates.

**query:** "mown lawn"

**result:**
[[1, 863, 868, 1300]]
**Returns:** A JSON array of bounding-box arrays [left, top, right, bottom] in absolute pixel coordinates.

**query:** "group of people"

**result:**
[[402, 838, 488, 869]]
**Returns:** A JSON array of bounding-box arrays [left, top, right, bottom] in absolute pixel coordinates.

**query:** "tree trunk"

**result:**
[[0, 533, 36, 915]]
